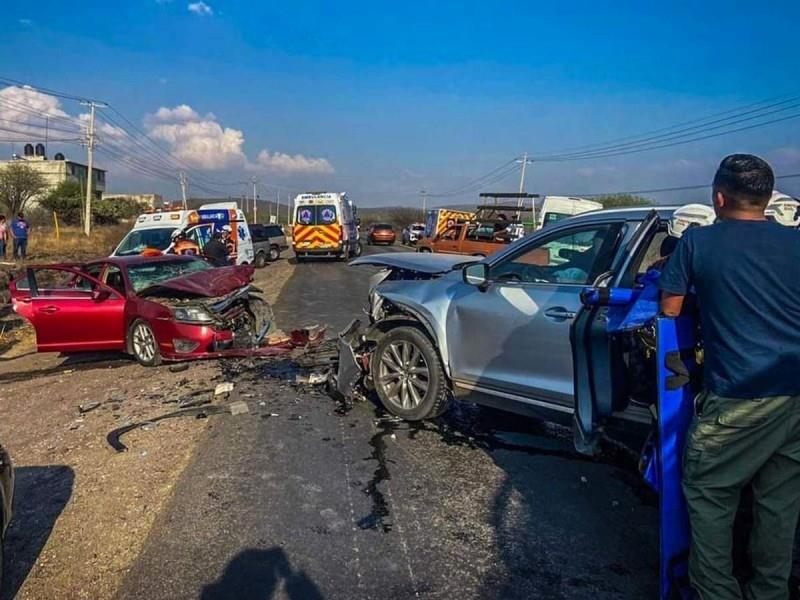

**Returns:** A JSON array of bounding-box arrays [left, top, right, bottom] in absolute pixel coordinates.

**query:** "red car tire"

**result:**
[[129, 319, 162, 367]]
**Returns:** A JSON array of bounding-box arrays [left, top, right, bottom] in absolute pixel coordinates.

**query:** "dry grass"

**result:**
[[24, 224, 130, 262]]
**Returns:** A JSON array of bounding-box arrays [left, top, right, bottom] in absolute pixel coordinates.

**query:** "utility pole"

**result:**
[[419, 189, 427, 220], [81, 100, 106, 236], [178, 171, 188, 209], [251, 177, 258, 224], [516, 152, 534, 209]]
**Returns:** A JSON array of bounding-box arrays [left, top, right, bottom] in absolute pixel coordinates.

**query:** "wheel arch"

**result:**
[[368, 311, 452, 380]]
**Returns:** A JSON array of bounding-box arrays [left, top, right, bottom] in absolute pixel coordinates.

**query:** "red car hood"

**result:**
[[140, 265, 255, 298]]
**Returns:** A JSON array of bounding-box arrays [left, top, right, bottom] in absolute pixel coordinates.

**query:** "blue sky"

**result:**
[[1, 1, 799, 206]]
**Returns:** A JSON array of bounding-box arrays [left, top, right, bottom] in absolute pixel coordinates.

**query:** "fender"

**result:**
[[370, 301, 452, 379]]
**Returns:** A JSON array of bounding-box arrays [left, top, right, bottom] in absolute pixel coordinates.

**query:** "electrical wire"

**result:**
[[536, 93, 800, 157], [568, 172, 800, 198]]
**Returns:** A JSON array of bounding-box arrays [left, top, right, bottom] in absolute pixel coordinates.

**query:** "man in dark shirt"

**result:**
[[202, 231, 230, 267], [659, 154, 800, 600]]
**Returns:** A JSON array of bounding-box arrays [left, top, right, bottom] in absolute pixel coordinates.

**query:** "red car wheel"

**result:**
[[129, 319, 162, 367]]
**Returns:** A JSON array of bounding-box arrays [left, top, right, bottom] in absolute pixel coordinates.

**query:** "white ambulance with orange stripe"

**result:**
[[292, 193, 362, 261]]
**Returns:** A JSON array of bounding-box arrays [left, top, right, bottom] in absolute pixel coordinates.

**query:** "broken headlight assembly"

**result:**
[[172, 306, 215, 324]]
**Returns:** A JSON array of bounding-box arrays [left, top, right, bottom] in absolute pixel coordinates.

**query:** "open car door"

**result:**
[[571, 209, 661, 454], [571, 209, 701, 599], [13, 266, 127, 353]]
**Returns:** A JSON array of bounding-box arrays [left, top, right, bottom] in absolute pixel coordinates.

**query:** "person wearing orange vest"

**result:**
[[170, 230, 200, 256]]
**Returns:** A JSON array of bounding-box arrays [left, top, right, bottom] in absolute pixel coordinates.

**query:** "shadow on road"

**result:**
[[2, 465, 74, 600], [200, 547, 324, 600]]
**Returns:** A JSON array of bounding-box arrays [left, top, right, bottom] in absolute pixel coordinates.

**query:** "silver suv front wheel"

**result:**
[[372, 326, 450, 420]]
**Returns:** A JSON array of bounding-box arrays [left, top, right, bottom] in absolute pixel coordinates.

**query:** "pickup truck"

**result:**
[[249, 224, 289, 267], [416, 221, 514, 257]]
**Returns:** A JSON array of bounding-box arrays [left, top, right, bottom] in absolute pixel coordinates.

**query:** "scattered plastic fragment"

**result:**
[[79, 402, 101, 414], [228, 401, 249, 416], [106, 405, 229, 452], [215, 382, 235, 396], [169, 363, 190, 373]]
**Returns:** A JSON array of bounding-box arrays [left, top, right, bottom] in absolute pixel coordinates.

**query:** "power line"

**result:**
[[536, 93, 800, 157], [537, 102, 800, 162], [426, 158, 520, 198], [569, 171, 800, 198], [0, 76, 99, 103]]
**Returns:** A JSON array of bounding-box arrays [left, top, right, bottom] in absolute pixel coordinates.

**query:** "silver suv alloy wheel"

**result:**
[[377, 340, 430, 410]]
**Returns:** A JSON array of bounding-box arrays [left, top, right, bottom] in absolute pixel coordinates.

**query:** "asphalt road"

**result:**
[[116, 243, 663, 600]]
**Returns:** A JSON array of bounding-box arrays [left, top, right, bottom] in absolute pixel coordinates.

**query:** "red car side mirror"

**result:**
[[92, 287, 113, 302]]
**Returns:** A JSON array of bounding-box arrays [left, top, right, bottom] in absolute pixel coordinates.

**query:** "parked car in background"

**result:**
[[402, 223, 426, 245], [250, 224, 289, 267], [0, 442, 14, 589], [367, 224, 396, 245], [9, 256, 274, 366], [416, 221, 512, 257]]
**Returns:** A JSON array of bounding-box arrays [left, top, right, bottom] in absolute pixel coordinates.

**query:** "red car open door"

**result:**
[[18, 266, 127, 353]]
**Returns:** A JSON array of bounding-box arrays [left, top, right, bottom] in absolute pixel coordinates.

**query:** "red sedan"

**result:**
[[9, 255, 275, 365], [367, 223, 396, 245]]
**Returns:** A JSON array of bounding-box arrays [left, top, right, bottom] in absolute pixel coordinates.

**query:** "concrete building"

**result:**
[[0, 146, 106, 206]]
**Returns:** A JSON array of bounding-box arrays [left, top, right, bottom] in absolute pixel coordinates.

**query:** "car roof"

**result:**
[[561, 205, 680, 225]]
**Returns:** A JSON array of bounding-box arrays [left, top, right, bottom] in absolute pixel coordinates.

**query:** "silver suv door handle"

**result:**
[[544, 307, 576, 321]]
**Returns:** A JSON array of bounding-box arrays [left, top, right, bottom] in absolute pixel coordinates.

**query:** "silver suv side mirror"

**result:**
[[463, 263, 489, 289]]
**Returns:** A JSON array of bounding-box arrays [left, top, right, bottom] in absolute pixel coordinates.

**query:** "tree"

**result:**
[[40, 180, 143, 225], [0, 162, 48, 215], [593, 193, 653, 208], [40, 180, 84, 225]]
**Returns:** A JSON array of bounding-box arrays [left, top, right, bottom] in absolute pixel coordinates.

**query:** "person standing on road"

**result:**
[[203, 230, 230, 267], [0, 215, 7, 260], [11, 212, 29, 260], [659, 154, 800, 600]]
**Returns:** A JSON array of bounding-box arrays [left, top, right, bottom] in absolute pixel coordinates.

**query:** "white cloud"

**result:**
[[254, 149, 335, 175], [188, 2, 213, 16], [145, 104, 246, 170], [0, 85, 80, 142]]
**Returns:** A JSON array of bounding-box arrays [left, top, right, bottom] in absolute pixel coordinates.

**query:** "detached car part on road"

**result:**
[[9, 255, 282, 365]]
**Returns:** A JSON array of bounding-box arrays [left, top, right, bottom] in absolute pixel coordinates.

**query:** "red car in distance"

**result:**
[[367, 223, 396, 245], [9, 255, 274, 366]]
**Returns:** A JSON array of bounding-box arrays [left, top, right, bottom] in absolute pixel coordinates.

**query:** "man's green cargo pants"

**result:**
[[683, 391, 800, 600]]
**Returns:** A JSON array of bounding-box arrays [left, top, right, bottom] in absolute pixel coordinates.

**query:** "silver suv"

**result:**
[[338, 207, 676, 429]]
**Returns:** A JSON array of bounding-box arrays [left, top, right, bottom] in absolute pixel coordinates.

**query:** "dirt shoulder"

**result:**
[[0, 257, 295, 600]]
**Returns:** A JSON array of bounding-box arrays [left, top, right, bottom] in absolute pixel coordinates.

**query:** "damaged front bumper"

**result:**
[[334, 319, 373, 401], [165, 325, 327, 361]]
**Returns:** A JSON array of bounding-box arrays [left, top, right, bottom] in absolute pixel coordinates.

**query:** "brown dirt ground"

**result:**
[[0, 257, 295, 599]]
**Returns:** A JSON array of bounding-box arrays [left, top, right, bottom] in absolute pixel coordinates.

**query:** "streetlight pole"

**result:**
[[419, 189, 427, 221]]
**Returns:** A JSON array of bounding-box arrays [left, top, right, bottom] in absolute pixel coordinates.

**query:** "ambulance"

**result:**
[[424, 208, 475, 238], [292, 192, 361, 261], [112, 202, 255, 265]]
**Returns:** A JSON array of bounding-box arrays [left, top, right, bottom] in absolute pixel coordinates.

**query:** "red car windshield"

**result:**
[[127, 259, 213, 293]]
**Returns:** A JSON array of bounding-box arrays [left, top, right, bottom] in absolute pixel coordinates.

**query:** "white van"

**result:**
[[538, 196, 603, 228], [112, 202, 255, 265], [292, 192, 361, 261]]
